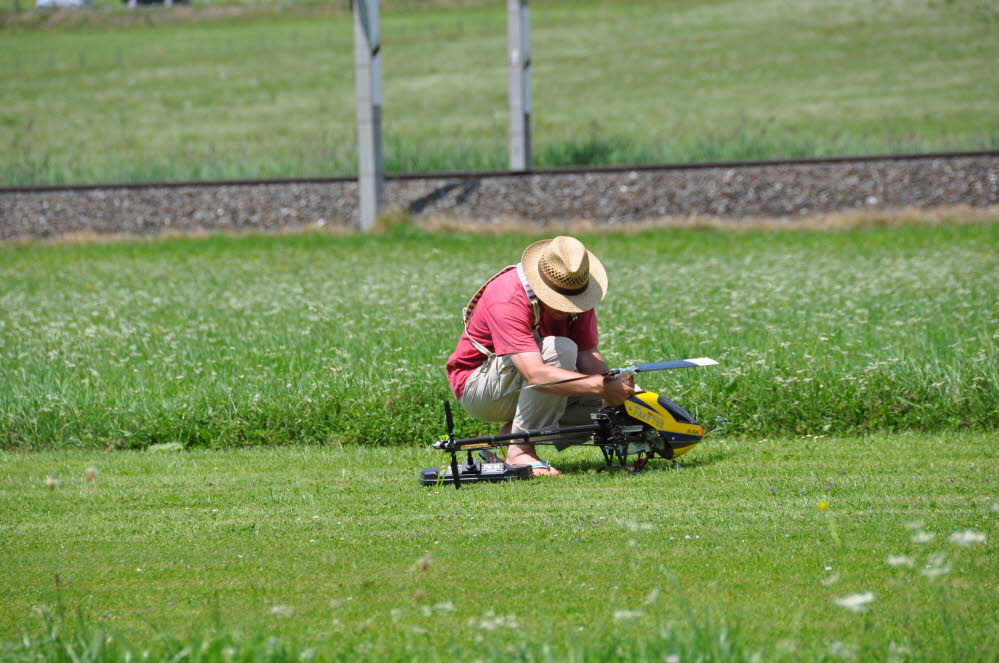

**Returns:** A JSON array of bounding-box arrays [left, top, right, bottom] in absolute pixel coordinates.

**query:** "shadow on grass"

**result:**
[[547, 447, 731, 476]]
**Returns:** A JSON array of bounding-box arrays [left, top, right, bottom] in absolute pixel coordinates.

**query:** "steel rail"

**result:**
[[1, 149, 997, 195]]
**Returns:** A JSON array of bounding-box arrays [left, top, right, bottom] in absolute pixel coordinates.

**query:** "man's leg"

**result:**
[[459, 336, 592, 475], [460, 352, 519, 417], [506, 336, 585, 475]]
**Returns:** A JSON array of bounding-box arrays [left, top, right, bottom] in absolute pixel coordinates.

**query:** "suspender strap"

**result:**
[[462, 266, 515, 328], [462, 263, 541, 359], [516, 262, 542, 330]]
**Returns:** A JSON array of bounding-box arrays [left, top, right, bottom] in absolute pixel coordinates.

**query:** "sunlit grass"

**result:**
[[0, 434, 995, 661], [1, 0, 997, 185], [1, 223, 996, 450], [0, 222, 996, 660]]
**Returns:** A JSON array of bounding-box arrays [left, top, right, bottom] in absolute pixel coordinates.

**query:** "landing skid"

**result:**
[[419, 459, 533, 486]]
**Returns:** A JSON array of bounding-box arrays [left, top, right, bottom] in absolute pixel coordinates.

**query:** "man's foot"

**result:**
[[524, 460, 560, 476], [505, 441, 559, 476], [506, 449, 559, 476]]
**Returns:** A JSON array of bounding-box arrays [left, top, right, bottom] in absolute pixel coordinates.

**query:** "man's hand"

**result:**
[[601, 375, 635, 406], [509, 350, 635, 404]]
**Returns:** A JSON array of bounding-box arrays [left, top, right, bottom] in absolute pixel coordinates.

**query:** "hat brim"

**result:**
[[521, 239, 607, 313]]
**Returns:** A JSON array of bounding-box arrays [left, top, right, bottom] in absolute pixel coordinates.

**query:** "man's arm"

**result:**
[[576, 347, 609, 376], [508, 351, 633, 405]]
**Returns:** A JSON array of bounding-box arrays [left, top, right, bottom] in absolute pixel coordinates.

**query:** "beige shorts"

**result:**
[[458, 336, 601, 436]]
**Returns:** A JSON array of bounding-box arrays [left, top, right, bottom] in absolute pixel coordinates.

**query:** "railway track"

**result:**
[[2, 150, 997, 240]]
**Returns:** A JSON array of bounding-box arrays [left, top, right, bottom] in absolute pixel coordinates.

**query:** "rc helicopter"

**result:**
[[420, 358, 718, 488]]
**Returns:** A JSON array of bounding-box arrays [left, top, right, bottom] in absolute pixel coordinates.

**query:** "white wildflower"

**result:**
[[911, 530, 935, 544], [888, 641, 911, 663], [833, 592, 875, 613], [921, 553, 951, 579], [618, 518, 654, 532], [885, 555, 915, 568], [269, 605, 294, 617], [947, 530, 986, 547], [613, 610, 644, 620], [828, 640, 855, 659]]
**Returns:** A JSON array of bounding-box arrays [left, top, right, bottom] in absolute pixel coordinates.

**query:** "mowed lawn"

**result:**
[[2, 0, 998, 184], [1, 434, 996, 662], [0, 222, 997, 660]]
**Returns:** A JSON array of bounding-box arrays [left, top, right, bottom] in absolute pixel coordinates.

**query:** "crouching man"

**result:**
[[445, 236, 635, 475]]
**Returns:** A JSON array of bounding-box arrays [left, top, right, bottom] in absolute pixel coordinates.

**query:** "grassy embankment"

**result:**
[[2, 0, 998, 185]]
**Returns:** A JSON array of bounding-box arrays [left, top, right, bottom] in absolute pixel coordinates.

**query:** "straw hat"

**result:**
[[521, 236, 607, 313]]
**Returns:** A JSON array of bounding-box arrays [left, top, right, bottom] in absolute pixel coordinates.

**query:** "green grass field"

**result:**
[[1, 222, 997, 659], [0, 223, 999, 662], [2, 436, 996, 661], [2, 0, 998, 185]]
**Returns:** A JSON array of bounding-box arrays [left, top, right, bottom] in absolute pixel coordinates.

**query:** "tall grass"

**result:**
[[0, 224, 996, 451], [5, 587, 761, 662]]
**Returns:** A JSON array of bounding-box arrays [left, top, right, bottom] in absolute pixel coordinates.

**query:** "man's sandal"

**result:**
[[527, 461, 556, 475]]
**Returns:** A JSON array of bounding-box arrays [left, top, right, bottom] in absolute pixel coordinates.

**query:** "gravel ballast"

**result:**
[[2, 153, 997, 241]]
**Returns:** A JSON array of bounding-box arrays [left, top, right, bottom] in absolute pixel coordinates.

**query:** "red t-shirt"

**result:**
[[446, 268, 598, 399]]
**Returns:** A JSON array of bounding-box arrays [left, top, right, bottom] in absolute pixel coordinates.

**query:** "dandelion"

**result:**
[[820, 501, 841, 547], [911, 531, 935, 544], [415, 553, 432, 572], [833, 591, 875, 613], [947, 530, 986, 547]]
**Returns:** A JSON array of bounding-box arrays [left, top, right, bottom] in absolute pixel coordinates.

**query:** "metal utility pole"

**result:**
[[352, 0, 384, 231], [507, 0, 531, 170]]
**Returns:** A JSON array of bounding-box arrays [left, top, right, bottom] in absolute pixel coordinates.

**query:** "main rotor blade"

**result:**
[[525, 357, 718, 390], [625, 357, 718, 373], [524, 374, 591, 390]]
